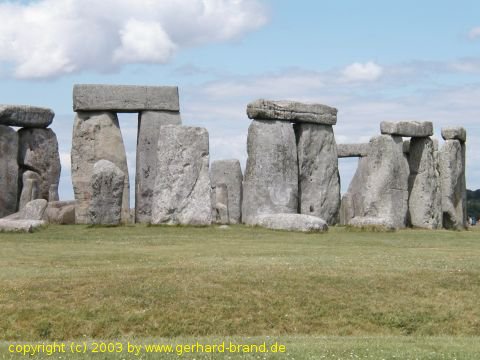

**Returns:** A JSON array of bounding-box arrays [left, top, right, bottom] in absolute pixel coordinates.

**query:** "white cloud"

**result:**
[[468, 27, 480, 39], [341, 61, 383, 82], [0, 0, 267, 79]]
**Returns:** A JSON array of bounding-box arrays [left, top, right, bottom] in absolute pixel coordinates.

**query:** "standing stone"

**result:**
[[296, 123, 340, 225], [242, 120, 298, 225], [339, 157, 369, 225], [408, 137, 442, 229], [71, 112, 130, 224], [152, 125, 212, 225], [18, 171, 40, 210], [88, 160, 125, 225], [17, 128, 61, 200], [135, 111, 181, 223], [440, 135, 467, 230], [212, 184, 229, 225], [0, 125, 19, 218], [210, 159, 243, 224], [48, 183, 59, 202], [354, 135, 409, 229]]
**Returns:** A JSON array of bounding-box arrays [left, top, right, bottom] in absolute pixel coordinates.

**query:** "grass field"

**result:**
[[1, 224, 479, 359]]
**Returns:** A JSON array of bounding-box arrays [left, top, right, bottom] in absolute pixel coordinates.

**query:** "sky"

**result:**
[[0, 0, 479, 203]]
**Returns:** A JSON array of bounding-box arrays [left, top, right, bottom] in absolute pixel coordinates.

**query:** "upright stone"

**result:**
[[0, 125, 19, 218], [210, 159, 243, 224], [71, 112, 130, 224], [357, 135, 409, 229], [18, 171, 40, 210], [440, 128, 467, 230], [48, 183, 59, 202], [18, 128, 61, 200], [152, 126, 212, 225], [408, 137, 442, 229], [212, 184, 229, 225], [340, 157, 369, 225], [88, 160, 125, 225], [242, 120, 298, 225], [296, 123, 340, 225], [135, 111, 181, 223]]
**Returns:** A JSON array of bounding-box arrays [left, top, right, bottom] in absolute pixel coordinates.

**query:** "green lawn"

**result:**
[[1, 225, 479, 359]]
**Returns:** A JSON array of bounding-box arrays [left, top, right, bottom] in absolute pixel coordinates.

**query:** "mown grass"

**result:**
[[0, 225, 479, 358]]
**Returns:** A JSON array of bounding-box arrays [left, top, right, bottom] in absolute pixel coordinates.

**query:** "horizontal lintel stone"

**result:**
[[246, 99, 337, 125], [0, 105, 54, 128], [380, 121, 433, 137], [73, 84, 180, 112], [441, 127, 466, 142], [337, 143, 369, 158]]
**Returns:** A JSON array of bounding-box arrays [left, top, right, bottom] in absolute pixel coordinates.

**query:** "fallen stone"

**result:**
[[71, 112, 130, 224], [337, 143, 369, 158], [23, 199, 48, 220], [88, 160, 125, 225], [73, 84, 179, 112], [0, 219, 45, 232], [441, 127, 466, 142], [253, 213, 328, 232], [247, 99, 337, 125], [212, 184, 229, 225], [362, 135, 409, 229], [135, 110, 181, 223], [18, 128, 61, 200], [18, 171, 40, 210], [348, 216, 396, 231], [0, 125, 19, 218], [339, 157, 370, 225], [380, 121, 433, 137], [440, 139, 467, 229], [242, 120, 298, 225], [0, 104, 54, 128], [45, 201, 76, 225], [296, 123, 340, 225], [408, 137, 442, 229], [210, 159, 243, 224], [152, 125, 212, 225]]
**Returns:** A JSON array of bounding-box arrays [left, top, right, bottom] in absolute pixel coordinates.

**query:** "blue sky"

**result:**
[[0, 0, 479, 202]]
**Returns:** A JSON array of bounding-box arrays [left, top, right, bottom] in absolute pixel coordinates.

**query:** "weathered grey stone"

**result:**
[[18, 128, 61, 200], [0, 219, 45, 232], [212, 184, 229, 225], [408, 137, 442, 229], [18, 171, 40, 210], [253, 213, 328, 232], [339, 157, 370, 225], [348, 216, 396, 231], [337, 143, 369, 158], [73, 84, 179, 112], [362, 135, 409, 229], [0, 125, 19, 218], [135, 111, 181, 223], [441, 127, 466, 142], [88, 160, 125, 225], [0, 105, 54, 128], [48, 183, 59, 202], [247, 99, 337, 125], [403, 140, 410, 154], [296, 123, 340, 225], [23, 199, 48, 220], [242, 120, 298, 225], [45, 201, 76, 225], [380, 121, 433, 137], [152, 125, 212, 225], [440, 139, 467, 229], [71, 112, 130, 224], [210, 159, 243, 224]]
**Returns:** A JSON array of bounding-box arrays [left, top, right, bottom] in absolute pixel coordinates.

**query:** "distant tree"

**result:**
[[467, 189, 480, 218]]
